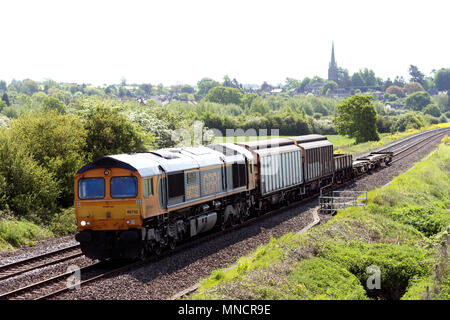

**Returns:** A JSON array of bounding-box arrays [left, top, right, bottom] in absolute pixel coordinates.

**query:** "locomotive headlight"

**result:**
[[126, 220, 130, 224], [80, 220, 86, 227], [86, 221, 91, 226]]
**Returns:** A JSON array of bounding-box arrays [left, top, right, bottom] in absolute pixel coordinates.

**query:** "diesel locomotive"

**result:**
[[74, 134, 392, 260]]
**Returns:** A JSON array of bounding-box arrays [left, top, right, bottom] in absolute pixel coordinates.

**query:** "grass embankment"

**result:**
[[186, 137, 450, 300], [0, 208, 76, 252]]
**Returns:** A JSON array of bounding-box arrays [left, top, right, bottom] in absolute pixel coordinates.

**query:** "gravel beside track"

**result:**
[[53, 129, 449, 300]]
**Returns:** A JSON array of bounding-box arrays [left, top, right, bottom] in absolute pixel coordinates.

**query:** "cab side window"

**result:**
[[143, 178, 153, 198]]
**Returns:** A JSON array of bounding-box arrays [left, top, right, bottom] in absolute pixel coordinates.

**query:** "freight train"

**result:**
[[74, 134, 392, 260]]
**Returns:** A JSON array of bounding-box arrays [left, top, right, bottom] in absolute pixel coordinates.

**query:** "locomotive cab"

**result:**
[[74, 155, 162, 260]]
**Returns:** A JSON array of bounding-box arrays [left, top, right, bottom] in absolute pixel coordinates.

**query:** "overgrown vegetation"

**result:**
[[186, 139, 450, 300]]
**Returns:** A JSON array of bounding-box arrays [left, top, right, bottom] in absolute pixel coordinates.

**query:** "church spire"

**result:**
[[328, 41, 338, 82], [331, 41, 336, 67]]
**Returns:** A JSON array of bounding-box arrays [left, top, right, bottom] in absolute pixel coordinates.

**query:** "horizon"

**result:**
[[0, 0, 449, 86]]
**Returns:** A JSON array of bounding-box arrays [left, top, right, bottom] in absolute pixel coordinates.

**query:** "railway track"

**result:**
[[380, 127, 449, 163], [0, 244, 82, 282], [1, 127, 448, 300]]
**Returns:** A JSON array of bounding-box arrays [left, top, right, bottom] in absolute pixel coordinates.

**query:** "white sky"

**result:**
[[0, 0, 448, 86]]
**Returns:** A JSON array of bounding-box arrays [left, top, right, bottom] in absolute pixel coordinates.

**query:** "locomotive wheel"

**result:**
[[169, 238, 176, 250], [138, 246, 147, 261], [154, 244, 162, 256]]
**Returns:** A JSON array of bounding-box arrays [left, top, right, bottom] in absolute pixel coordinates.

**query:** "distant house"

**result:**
[[309, 82, 324, 95], [270, 88, 283, 95], [329, 88, 351, 98]]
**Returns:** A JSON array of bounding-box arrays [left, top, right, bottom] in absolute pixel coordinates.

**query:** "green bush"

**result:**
[[0, 218, 52, 248], [287, 257, 368, 300], [317, 241, 431, 299], [9, 112, 88, 207], [0, 130, 60, 222], [49, 207, 77, 236], [389, 205, 444, 237]]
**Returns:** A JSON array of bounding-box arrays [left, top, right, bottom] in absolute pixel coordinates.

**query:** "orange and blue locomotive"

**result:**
[[74, 134, 391, 260]]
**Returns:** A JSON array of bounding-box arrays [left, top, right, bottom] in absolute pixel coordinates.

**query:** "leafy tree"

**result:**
[[180, 84, 195, 94], [391, 112, 425, 132], [337, 68, 351, 88], [8, 112, 87, 207], [0, 100, 6, 113], [408, 65, 425, 85], [403, 82, 424, 95], [248, 96, 269, 115], [242, 93, 258, 110], [0, 80, 7, 92], [386, 85, 405, 98], [2, 93, 9, 106], [42, 96, 66, 114], [322, 80, 338, 95], [335, 94, 380, 143], [393, 76, 406, 87], [351, 72, 365, 89], [0, 130, 59, 222], [197, 77, 220, 97], [422, 104, 441, 117], [83, 105, 147, 161], [434, 68, 450, 109], [405, 91, 431, 111], [204, 86, 243, 105], [285, 77, 301, 90], [22, 79, 39, 95], [139, 83, 153, 96], [299, 77, 311, 93]]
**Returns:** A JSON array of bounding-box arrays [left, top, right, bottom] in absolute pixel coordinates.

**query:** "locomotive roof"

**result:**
[[76, 153, 163, 177], [76, 144, 252, 177]]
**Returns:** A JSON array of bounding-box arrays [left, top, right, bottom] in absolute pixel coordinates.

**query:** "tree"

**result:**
[[405, 91, 432, 111], [42, 96, 66, 114], [0, 130, 59, 221], [8, 111, 88, 207], [180, 84, 195, 94], [403, 82, 424, 95], [285, 77, 301, 90], [0, 100, 6, 113], [335, 94, 380, 143], [22, 79, 39, 95], [139, 83, 153, 96], [393, 76, 406, 87], [0, 80, 6, 92], [337, 68, 351, 88], [83, 105, 147, 161], [1, 93, 9, 106], [434, 68, 450, 109], [322, 80, 338, 95], [204, 86, 243, 105], [197, 78, 220, 97], [423, 104, 441, 117], [386, 85, 405, 98], [351, 72, 365, 89], [408, 65, 425, 85]]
